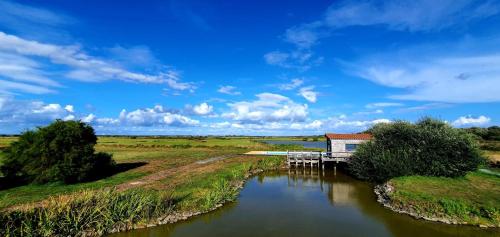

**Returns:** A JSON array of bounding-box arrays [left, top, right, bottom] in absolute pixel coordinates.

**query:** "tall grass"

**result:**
[[254, 156, 283, 170], [0, 188, 174, 236], [201, 179, 238, 211]]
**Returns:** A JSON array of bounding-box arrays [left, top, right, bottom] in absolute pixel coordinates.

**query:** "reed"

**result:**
[[0, 188, 174, 236]]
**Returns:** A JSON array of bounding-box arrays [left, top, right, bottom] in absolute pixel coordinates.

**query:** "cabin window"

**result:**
[[345, 144, 358, 151]]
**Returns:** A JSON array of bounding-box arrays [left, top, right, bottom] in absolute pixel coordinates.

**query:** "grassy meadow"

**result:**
[[0, 136, 290, 235], [0, 136, 295, 209]]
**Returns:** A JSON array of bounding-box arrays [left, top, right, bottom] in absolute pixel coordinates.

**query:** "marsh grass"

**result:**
[[0, 188, 174, 236], [389, 172, 500, 226]]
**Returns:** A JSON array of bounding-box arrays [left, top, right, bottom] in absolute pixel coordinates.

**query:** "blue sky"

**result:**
[[0, 0, 499, 135]]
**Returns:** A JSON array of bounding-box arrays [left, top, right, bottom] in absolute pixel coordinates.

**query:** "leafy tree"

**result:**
[[1, 120, 115, 184], [349, 117, 485, 182]]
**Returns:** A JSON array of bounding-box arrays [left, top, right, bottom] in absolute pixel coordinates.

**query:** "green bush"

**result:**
[[349, 117, 485, 182], [1, 120, 115, 184]]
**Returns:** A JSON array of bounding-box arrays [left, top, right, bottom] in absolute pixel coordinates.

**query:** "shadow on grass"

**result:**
[[0, 162, 148, 191]]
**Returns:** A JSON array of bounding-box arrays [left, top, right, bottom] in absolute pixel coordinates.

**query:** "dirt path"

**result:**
[[115, 155, 238, 191]]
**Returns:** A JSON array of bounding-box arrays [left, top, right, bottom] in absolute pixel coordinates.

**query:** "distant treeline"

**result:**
[[464, 126, 500, 141], [1, 134, 325, 140]]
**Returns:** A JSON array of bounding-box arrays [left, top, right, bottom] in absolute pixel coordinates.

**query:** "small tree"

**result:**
[[349, 117, 485, 182], [1, 120, 115, 184]]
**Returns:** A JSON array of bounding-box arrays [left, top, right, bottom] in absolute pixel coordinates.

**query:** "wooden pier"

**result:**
[[244, 150, 355, 169], [286, 151, 353, 169], [286, 151, 321, 167]]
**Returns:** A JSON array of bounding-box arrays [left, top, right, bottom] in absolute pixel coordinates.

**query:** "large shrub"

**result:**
[[349, 118, 485, 182], [1, 120, 115, 184]]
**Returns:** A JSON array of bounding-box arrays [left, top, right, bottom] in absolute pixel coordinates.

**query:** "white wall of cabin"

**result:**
[[328, 139, 368, 153]]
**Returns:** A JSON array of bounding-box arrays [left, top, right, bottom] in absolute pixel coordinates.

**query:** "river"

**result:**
[[110, 169, 498, 237]]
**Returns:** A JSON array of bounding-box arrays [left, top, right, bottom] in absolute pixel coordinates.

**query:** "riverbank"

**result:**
[[0, 137, 286, 236], [1, 155, 285, 236], [375, 171, 500, 228]]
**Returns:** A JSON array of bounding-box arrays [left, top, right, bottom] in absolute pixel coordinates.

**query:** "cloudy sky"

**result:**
[[0, 0, 499, 135]]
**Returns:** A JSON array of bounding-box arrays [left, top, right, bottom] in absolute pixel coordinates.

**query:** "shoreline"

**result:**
[[107, 166, 286, 235], [374, 183, 499, 228]]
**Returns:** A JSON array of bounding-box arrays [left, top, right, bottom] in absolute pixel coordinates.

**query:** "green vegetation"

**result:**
[[1, 120, 115, 184], [464, 126, 500, 166], [0, 132, 285, 236], [1, 188, 174, 236], [465, 126, 500, 141], [0, 136, 270, 209], [0, 171, 145, 209], [388, 172, 500, 226], [350, 117, 485, 182]]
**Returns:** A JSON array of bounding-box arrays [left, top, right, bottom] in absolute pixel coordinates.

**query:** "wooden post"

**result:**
[[287, 150, 290, 167]]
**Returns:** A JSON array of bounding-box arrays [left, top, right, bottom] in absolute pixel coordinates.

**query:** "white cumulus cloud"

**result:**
[[81, 113, 96, 123], [222, 93, 308, 124], [192, 102, 213, 115], [64, 105, 74, 113], [452, 115, 491, 127]]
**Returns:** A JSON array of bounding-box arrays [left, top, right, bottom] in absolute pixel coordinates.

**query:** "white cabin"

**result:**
[[324, 133, 372, 159]]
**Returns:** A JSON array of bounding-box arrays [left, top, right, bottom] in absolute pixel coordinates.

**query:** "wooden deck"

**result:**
[[244, 150, 353, 168], [287, 151, 353, 167]]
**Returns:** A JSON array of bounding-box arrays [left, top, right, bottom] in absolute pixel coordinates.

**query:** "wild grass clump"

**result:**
[[0, 188, 174, 236], [201, 179, 238, 211], [255, 156, 284, 170], [349, 117, 485, 182], [170, 144, 193, 149]]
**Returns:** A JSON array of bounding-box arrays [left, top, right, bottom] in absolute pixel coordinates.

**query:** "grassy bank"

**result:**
[[386, 171, 500, 227], [1, 189, 175, 236], [0, 136, 285, 236]]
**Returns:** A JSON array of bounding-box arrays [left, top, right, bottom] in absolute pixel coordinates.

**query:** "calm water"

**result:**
[[111, 169, 499, 237], [262, 140, 326, 150]]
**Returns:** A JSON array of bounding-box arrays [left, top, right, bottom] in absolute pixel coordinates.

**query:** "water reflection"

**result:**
[[110, 169, 499, 237]]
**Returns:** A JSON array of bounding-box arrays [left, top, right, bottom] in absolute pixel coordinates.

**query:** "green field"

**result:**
[[0, 136, 284, 209]]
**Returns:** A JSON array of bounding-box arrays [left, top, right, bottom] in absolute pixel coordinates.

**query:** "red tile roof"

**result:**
[[325, 133, 372, 140]]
